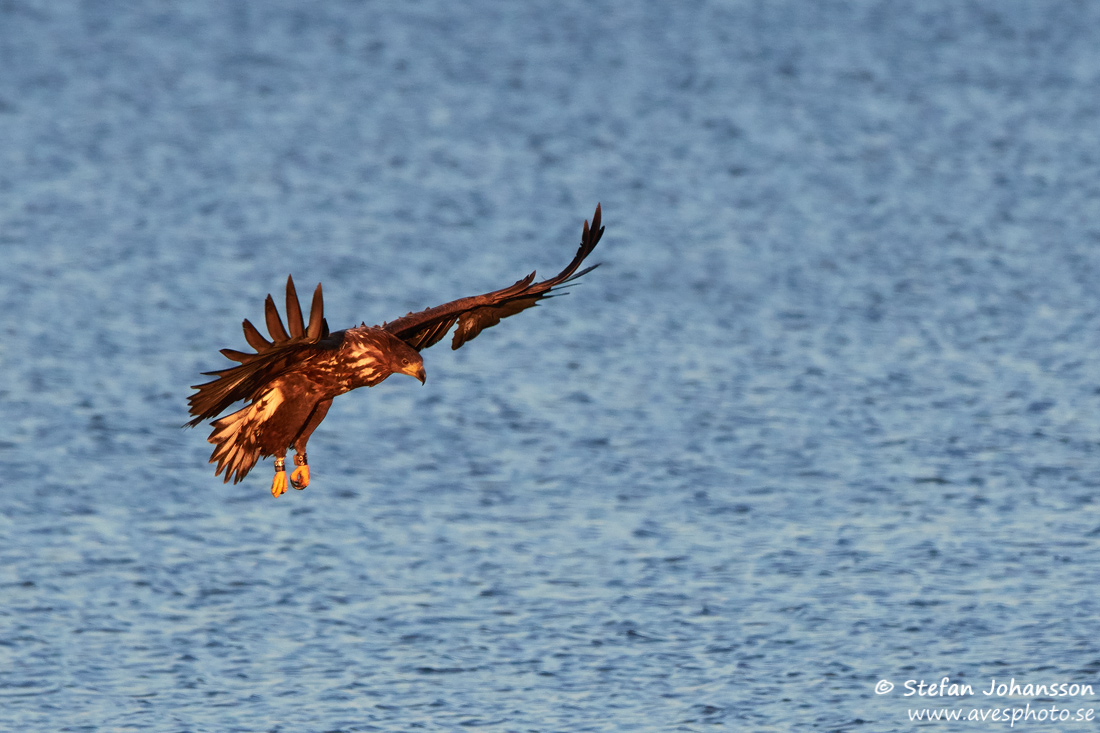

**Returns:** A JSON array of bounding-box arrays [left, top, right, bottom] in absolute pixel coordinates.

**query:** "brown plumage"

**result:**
[[187, 204, 604, 496]]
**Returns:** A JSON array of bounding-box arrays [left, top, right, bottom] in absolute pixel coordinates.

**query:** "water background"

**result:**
[[3, 2, 1100, 730]]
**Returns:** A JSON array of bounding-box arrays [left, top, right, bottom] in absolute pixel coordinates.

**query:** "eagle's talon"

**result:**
[[290, 465, 310, 490], [271, 471, 288, 497]]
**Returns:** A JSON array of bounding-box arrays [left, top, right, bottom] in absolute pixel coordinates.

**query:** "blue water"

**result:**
[[3, 1, 1100, 730]]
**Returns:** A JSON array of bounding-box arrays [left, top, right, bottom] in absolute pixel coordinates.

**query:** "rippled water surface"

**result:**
[[4, 2, 1100, 730]]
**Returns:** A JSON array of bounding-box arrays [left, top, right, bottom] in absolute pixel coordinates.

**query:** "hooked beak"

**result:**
[[412, 364, 426, 384]]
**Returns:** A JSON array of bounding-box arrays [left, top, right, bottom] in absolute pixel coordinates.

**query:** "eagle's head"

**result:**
[[390, 339, 426, 384]]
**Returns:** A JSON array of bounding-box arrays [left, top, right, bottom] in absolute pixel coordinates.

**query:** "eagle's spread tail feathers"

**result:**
[[186, 276, 329, 427], [205, 386, 289, 483], [205, 378, 327, 484]]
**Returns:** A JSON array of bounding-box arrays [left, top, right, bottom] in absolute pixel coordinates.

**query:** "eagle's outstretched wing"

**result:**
[[382, 204, 604, 351], [186, 277, 337, 427]]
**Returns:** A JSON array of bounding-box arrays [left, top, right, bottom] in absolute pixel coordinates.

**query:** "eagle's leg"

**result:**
[[290, 398, 332, 491], [271, 455, 288, 498]]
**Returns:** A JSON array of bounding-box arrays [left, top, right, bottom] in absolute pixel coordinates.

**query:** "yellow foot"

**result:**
[[271, 471, 288, 498], [290, 465, 310, 490]]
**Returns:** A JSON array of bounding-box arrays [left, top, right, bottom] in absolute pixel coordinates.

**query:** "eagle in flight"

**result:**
[[187, 205, 603, 497]]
